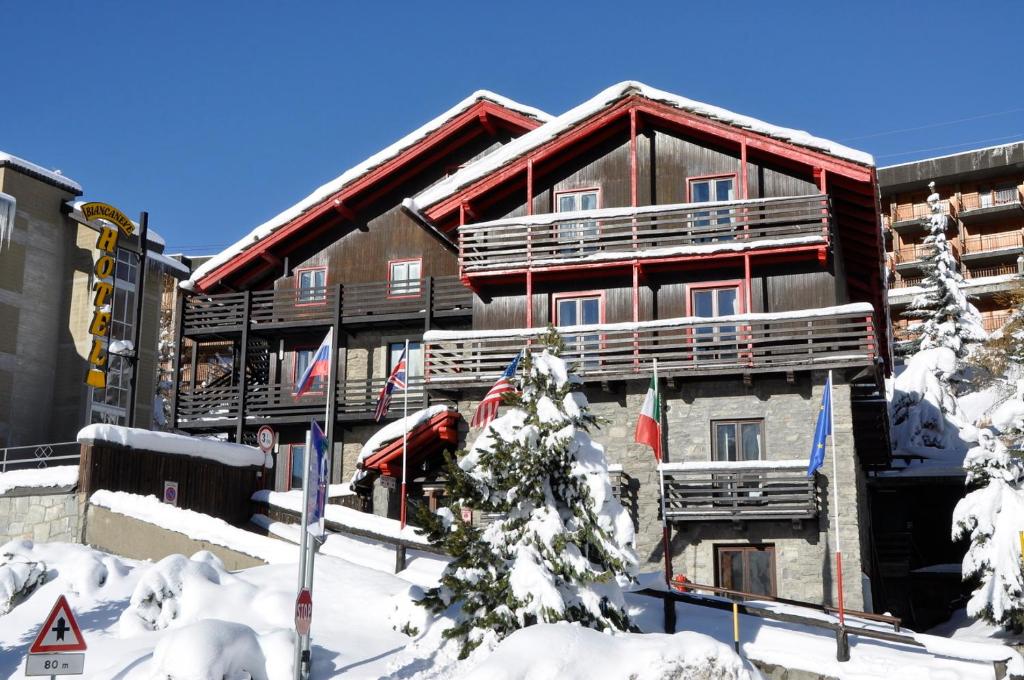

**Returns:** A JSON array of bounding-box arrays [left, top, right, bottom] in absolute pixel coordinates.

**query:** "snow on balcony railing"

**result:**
[[458, 195, 830, 274], [424, 303, 877, 385]]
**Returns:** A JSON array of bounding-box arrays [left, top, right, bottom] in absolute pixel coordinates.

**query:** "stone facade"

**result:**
[[0, 489, 82, 544]]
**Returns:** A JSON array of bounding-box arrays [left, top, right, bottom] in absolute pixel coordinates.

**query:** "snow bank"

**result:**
[[459, 624, 757, 680], [0, 465, 77, 494], [151, 618, 272, 680], [90, 490, 296, 563], [185, 91, 549, 290], [414, 80, 873, 213], [350, 404, 454, 484], [251, 488, 430, 546], [78, 424, 271, 468]]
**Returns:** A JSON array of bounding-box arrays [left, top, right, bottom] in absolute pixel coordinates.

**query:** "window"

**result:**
[[389, 341, 423, 381], [690, 285, 740, 357], [389, 259, 422, 297], [289, 444, 306, 490], [294, 349, 326, 394], [296, 267, 327, 305], [89, 247, 139, 425], [556, 189, 600, 253], [716, 545, 776, 597], [0, 192, 14, 250], [554, 294, 602, 368], [713, 420, 764, 462], [689, 176, 736, 240]]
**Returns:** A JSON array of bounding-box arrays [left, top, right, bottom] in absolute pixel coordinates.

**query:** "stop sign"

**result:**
[[294, 588, 312, 636]]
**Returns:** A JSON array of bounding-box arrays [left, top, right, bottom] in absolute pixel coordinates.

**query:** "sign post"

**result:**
[[26, 595, 86, 677]]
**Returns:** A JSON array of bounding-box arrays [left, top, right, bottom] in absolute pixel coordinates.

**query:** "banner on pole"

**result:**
[[307, 420, 329, 539]]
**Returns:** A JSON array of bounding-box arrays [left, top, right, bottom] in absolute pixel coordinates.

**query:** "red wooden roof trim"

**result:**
[[193, 101, 544, 293], [361, 410, 461, 474]]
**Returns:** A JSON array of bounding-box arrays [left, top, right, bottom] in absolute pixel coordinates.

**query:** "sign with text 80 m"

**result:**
[[25, 654, 85, 676]]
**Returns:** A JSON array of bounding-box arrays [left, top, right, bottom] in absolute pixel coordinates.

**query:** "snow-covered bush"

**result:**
[[0, 553, 45, 615], [952, 429, 1024, 631], [890, 347, 971, 458], [119, 552, 229, 634], [413, 328, 637, 659], [150, 618, 270, 680], [901, 182, 986, 358]]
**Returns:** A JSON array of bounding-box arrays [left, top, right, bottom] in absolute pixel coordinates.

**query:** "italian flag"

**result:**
[[635, 374, 661, 461]]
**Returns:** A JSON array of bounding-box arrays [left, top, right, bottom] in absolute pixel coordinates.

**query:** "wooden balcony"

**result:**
[[423, 303, 877, 386], [981, 312, 1013, 333], [890, 199, 952, 230], [893, 241, 959, 266], [458, 195, 831, 277], [961, 231, 1024, 258], [957, 187, 1023, 221], [660, 460, 818, 522], [181, 276, 472, 338], [176, 376, 428, 428], [964, 262, 1020, 280]]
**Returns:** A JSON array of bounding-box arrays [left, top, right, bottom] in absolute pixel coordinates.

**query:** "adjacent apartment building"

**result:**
[[881, 141, 1024, 341], [172, 82, 891, 612], [0, 151, 188, 451]]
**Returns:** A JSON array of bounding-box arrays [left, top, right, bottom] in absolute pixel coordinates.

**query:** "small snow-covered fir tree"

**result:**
[[952, 429, 1024, 632], [901, 182, 986, 358], [416, 328, 637, 658]]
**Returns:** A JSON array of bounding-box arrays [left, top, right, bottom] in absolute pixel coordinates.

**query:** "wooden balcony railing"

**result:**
[[964, 262, 1020, 279], [893, 241, 959, 264], [958, 187, 1023, 213], [176, 377, 428, 427], [892, 199, 951, 224], [962, 231, 1024, 255], [660, 460, 817, 522], [981, 312, 1013, 333], [423, 304, 877, 385], [891, 274, 924, 289], [182, 276, 471, 337], [458, 195, 831, 274]]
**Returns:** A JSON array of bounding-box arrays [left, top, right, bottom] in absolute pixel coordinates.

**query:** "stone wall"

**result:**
[[0, 488, 82, 544]]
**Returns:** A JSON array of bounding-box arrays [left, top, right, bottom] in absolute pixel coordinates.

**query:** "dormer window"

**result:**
[[388, 258, 422, 297]]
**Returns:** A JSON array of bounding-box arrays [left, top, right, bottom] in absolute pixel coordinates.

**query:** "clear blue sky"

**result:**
[[4, 1, 1023, 254]]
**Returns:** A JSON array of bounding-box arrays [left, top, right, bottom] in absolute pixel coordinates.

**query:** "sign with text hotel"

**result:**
[[81, 202, 135, 389]]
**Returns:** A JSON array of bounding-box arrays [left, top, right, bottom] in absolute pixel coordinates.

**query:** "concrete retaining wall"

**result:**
[[0, 487, 81, 544]]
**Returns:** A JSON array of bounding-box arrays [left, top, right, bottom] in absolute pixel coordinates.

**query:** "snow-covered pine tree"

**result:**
[[901, 182, 986, 358], [416, 327, 637, 658], [952, 428, 1024, 632]]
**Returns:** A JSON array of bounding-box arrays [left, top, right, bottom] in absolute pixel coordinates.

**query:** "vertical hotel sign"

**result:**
[[80, 202, 135, 389]]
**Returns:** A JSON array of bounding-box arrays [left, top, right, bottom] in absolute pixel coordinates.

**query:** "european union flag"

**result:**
[[806, 373, 832, 477]]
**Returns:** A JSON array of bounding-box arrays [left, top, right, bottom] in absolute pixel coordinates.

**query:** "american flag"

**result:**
[[472, 351, 522, 429], [374, 346, 407, 422]]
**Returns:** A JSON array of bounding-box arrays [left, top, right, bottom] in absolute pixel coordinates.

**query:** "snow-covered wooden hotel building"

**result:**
[[173, 82, 891, 610]]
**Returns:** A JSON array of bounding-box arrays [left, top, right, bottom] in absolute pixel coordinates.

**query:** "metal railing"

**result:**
[[0, 442, 80, 473], [424, 305, 877, 386], [964, 262, 1020, 279], [894, 241, 959, 264], [458, 195, 831, 274]]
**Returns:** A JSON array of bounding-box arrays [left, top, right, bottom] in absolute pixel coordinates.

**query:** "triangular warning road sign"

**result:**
[[29, 595, 87, 653]]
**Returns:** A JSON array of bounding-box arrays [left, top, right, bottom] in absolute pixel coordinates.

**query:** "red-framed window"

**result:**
[[293, 347, 326, 396], [687, 174, 737, 240], [295, 266, 327, 306], [554, 187, 601, 254], [715, 544, 776, 597], [388, 258, 422, 298], [686, 281, 744, 358], [286, 443, 306, 491], [553, 291, 605, 369]]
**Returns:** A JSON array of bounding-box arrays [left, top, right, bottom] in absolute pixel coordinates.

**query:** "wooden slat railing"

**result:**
[[894, 240, 959, 264], [892, 199, 951, 223], [458, 195, 831, 273], [182, 276, 471, 337], [959, 187, 1022, 213], [962, 231, 1024, 254], [424, 305, 876, 386], [660, 462, 817, 521]]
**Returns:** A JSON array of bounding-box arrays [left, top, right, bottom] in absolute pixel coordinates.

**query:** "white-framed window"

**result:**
[[89, 247, 139, 424], [294, 348, 326, 394], [388, 259, 422, 297], [712, 419, 764, 462], [556, 189, 600, 253], [0, 191, 15, 250], [296, 266, 327, 305], [554, 294, 602, 368], [689, 176, 736, 240], [691, 285, 740, 357]]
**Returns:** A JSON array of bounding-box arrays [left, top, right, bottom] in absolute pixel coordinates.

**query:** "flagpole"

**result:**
[[400, 339, 410, 529], [294, 428, 312, 680], [654, 358, 672, 586], [828, 369, 845, 627]]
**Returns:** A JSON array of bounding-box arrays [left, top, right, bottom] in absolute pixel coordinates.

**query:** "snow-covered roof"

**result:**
[[0, 150, 82, 193], [412, 81, 875, 213], [184, 91, 550, 290], [78, 424, 271, 468], [880, 139, 1024, 170]]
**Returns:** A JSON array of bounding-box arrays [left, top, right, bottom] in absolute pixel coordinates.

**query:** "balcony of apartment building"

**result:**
[[422, 303, 879, 388], [960, 230, 1024, 266], [660, 460, 818, 524], [457, 195, 831, 282], [955, 186, 1024, 224], [886, 198, 954, 235], [980, 310, 1014, 334], [892, 240, 960, 272], [173, 275, 472, 432]]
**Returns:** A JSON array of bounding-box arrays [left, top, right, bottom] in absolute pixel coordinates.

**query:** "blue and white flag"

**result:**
[[307, 419, 329, 538], [806, 373, 832, 477]]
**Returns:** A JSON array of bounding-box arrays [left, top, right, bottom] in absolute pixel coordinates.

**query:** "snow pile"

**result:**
[[185, 91, 549, 290], [91, 490, 296, 563], [460, 624, 757, 680], [78, 424, 271, 468], [0, 552, 45, 615], [350, 404, 454, 485], [0, 465, 77, 494], [953, 430, 1024, 630], [151, 618, 274, 680], [119, 552, 230, 633]]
